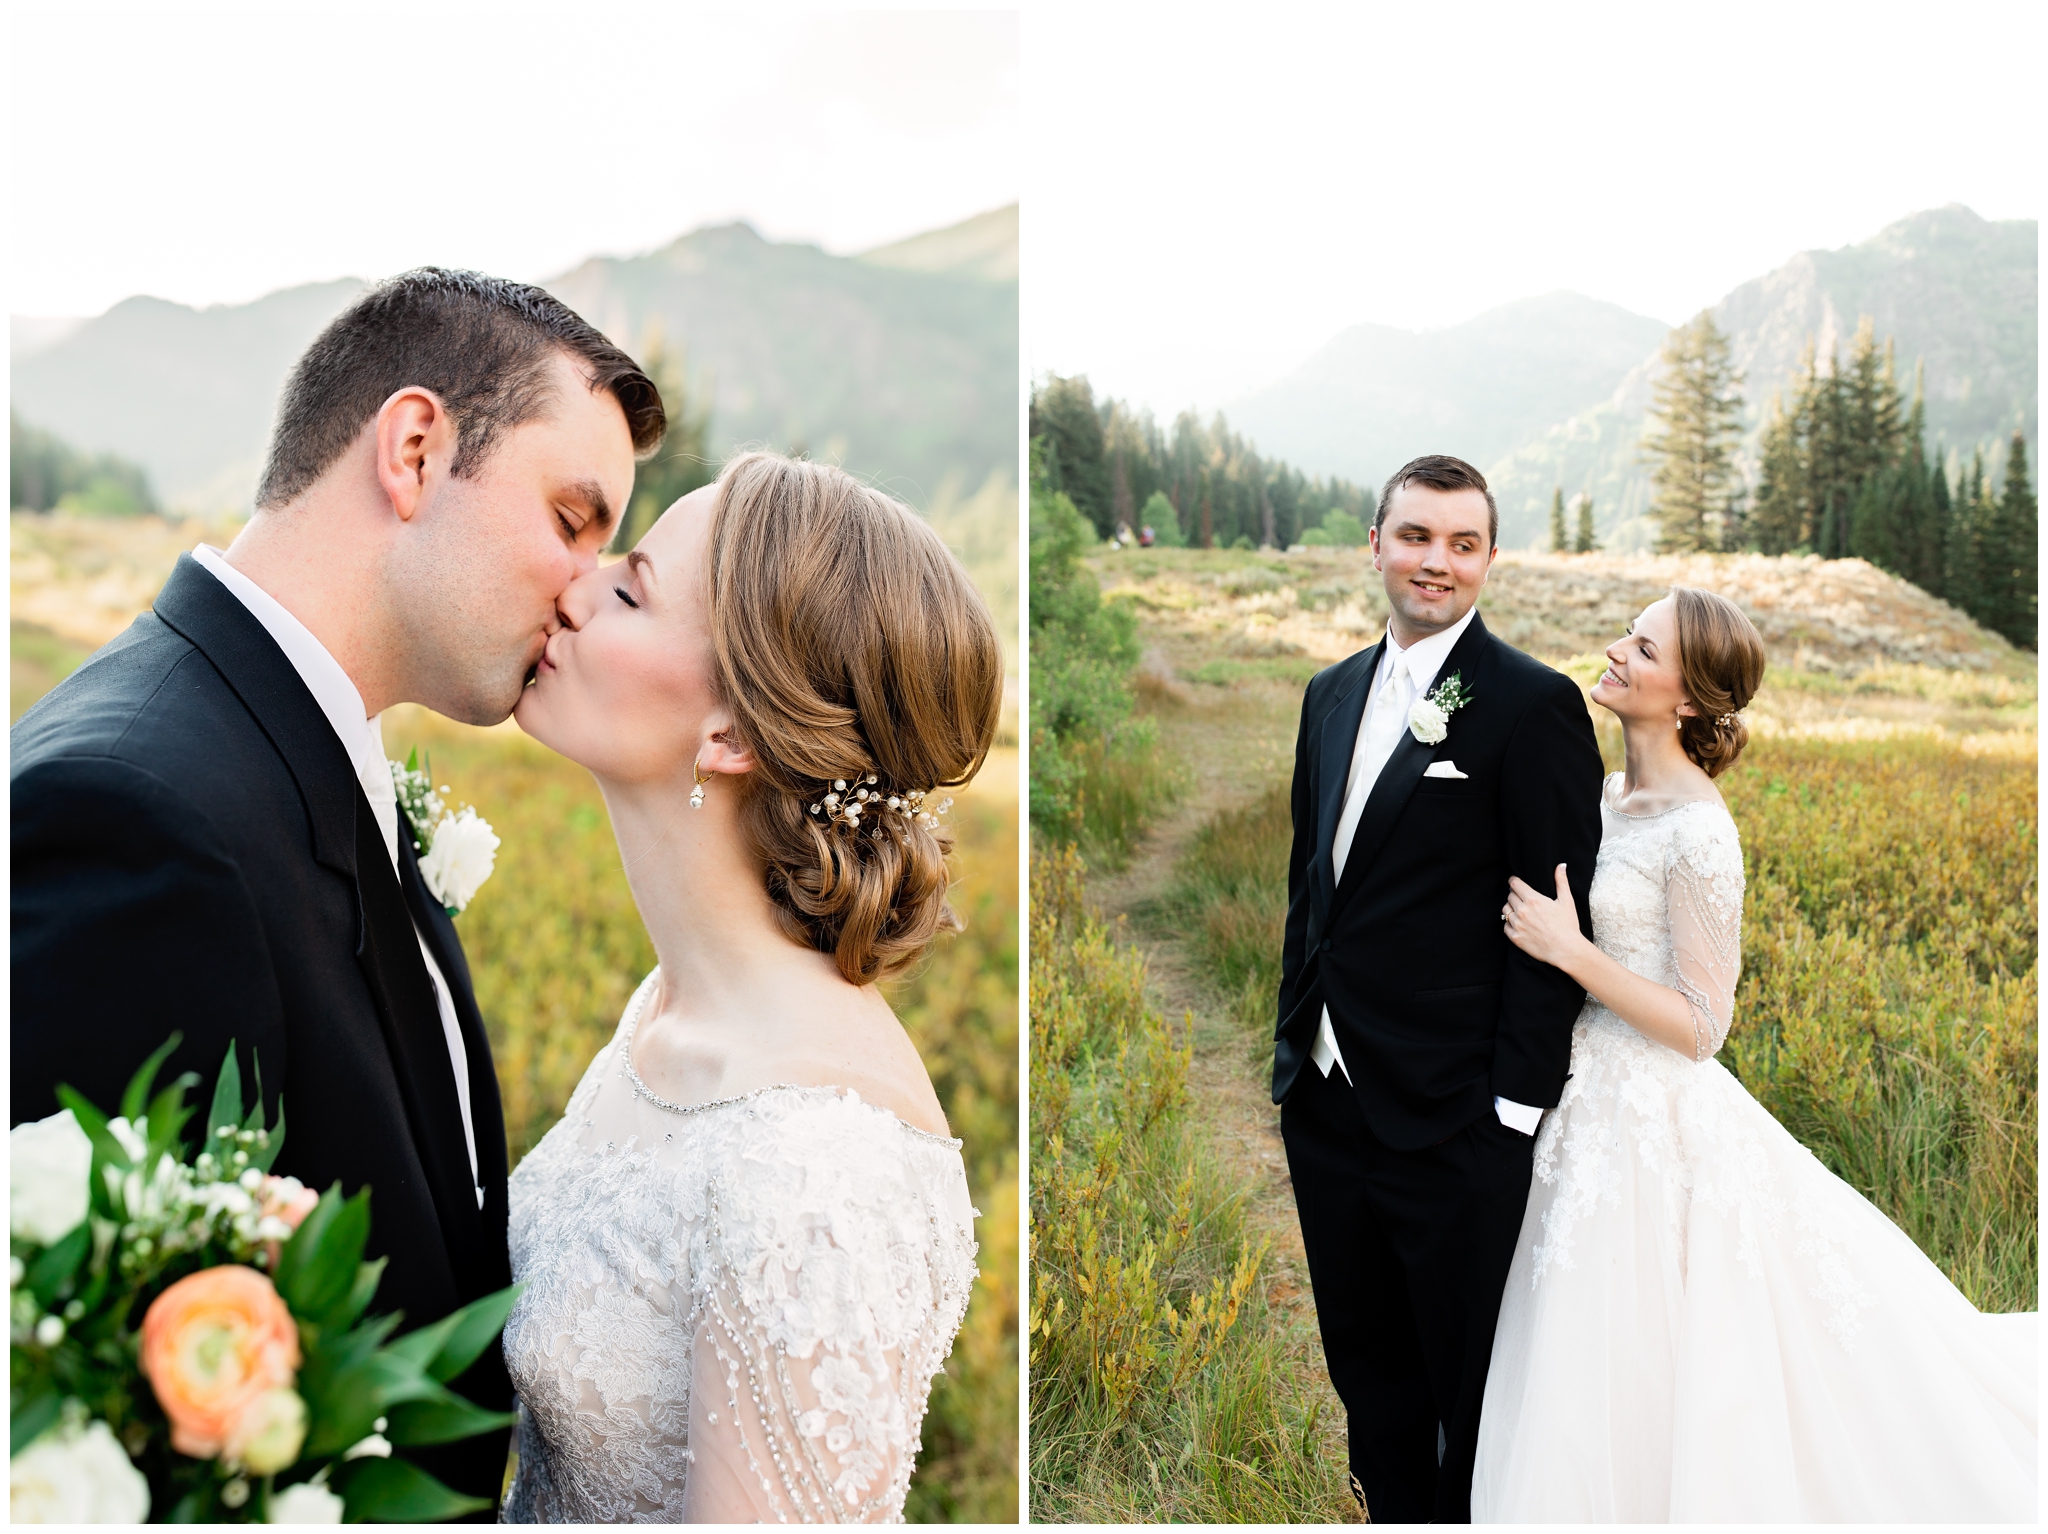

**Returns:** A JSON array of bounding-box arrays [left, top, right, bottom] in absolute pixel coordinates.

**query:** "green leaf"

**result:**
[[120, 1032, 184, 1123], [382, 1392, 518, 1448], [335, 1456, 489, 1523], [9, 1390, 61, 1455], [207, 1040, 243, 1147], [299, 1357, 388, 1459], [250, 1098, 287, 1175], [24, 1222, 89, 1308], [55, 1086, 126, 1169], [273, 1185, 343, 1308], [145, 1072, 200, 1165], [334, 1256, 388, 1331], [282, 1189, 372, 1326], [405, 745, 419, 773], [384, 1283, 523, 1384]]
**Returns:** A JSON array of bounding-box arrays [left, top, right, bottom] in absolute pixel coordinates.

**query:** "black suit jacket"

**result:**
[[1272, 610, 1604, 1150], [11, 554, 512, 1500]]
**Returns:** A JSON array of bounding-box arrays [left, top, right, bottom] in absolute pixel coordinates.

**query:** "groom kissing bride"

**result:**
[[15, 269, 1002, 1520], [1274, 455, 2034, 1523]]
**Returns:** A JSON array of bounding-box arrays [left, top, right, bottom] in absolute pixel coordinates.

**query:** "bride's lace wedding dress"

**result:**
[[1472, 776, 2036, 1522], [500, 971, 978, 1522]]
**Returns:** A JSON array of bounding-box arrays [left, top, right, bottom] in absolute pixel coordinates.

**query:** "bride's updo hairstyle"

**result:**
[[1670, 586, 1766, 778], [705, 453, 1004, 984]]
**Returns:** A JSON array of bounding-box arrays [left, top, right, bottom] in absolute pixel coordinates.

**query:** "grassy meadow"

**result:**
[[1030, 541, 2037, 1518], [10, 510, 1020, 1523]]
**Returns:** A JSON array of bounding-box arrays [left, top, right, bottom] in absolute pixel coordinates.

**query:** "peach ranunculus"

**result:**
[[138, 1265, 301, 1461]]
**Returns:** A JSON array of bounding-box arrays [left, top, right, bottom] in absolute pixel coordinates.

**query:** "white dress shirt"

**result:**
[[1311, 607, 1543, 1135], [192, 546, 484, 1205]]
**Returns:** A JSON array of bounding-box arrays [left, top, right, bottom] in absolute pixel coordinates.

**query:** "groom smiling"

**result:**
[[1273, 455, 1603, 1522]]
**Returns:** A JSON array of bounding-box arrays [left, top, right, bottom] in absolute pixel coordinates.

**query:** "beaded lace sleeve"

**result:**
[[1666, 810, 1746, 1062], [675, 1094, 977, 1523]]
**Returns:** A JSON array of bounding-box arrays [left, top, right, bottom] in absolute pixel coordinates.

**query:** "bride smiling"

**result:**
[[499, 453, 1003, 1522]]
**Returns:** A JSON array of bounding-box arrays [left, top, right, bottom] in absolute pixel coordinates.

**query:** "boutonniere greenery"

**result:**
[[1409, 672, 1475, 745], [390, 749, 499, 917]]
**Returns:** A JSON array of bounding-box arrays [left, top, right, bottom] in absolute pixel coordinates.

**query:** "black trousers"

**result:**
[[1281, 1059, 1533, 1523]]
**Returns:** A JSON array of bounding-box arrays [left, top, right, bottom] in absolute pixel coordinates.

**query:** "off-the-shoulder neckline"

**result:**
[[1601, 771, 1729, 822], [613, 970, 963, 1149]]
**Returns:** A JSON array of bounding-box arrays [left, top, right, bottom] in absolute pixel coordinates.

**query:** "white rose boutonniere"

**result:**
[[1410, 671, 1475, 745], [391, 748, 500, 916]]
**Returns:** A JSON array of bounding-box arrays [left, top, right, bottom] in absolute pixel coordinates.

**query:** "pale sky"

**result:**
[[1024, 0, 2041, 417], [9, 2, 1019, 318]]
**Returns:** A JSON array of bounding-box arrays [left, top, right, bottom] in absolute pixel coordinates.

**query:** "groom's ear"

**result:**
[[375, 386, 455, 523]]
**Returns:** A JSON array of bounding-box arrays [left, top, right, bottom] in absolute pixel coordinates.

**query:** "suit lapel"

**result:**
[[355, 797, 482, 1259], [152, 555, 357, 880], [1332, 611, 1494, 914], [397, 837, 509, 1200], [1316, 641, 1380, 911]]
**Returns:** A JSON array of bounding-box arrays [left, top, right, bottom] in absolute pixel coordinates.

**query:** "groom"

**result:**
[[1274, 455, 1603, 1521], [11, 270, 664, 1502]]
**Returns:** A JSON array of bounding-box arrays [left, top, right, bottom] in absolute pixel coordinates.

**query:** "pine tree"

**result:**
[[1751, 389, 1807, 553], [1549, 486, 1568, 552], [1929, 453, 1955, 603], [1987, 433, 2037, 648], [1574, 493, 1598, 553], [1643, 312, 1746, 552]]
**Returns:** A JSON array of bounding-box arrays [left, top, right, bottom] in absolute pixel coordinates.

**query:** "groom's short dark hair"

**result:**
[[1374, 455, 1498, 549], [255, 268, 666, 509]]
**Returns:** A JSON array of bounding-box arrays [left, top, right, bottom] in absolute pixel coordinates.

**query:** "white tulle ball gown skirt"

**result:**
[[1471, 1010, 2036, 1523]]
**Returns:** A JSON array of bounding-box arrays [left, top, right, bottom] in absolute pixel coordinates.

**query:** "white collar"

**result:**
[[190, 545, 393, 813], [1380, 603, 1478, 696]]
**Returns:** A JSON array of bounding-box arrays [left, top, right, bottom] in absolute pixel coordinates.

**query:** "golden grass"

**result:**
[[1028, 846, 1356, 1523]]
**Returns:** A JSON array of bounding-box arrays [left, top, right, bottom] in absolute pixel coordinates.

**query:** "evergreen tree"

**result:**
[[1987, 432, 2037, 648], [1751, 389, 1807, 553], [1028, 375, 1112, 536], [1549, 486, 1567, 552], [1929, 454, 1955, 602], [1574, 493, 1598, 554], [1642, 312, 1746, 553]]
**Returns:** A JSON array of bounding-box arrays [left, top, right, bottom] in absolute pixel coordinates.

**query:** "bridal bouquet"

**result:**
[[9, 1037, 518, 1522]]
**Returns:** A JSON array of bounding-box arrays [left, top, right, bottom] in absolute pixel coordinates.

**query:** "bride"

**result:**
[[497, 453, 1003, 1521], [1473, 587, 2036, 1522]]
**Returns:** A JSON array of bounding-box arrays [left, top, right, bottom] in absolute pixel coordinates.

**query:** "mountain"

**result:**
[[10, 281, 368, 510], [1222, 206, 2036, 552], [10, 206, 1018, 512], [1227, 292, 1671, 494], [860, 203, 1018, 281], [546, 211, 1016, 502], [1489, 205, 2037, 550]]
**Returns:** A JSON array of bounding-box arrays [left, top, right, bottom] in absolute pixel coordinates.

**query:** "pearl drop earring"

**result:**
[[690, 756, 710, 809]]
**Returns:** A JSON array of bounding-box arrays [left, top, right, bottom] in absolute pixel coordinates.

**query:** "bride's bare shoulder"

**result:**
[[781, 986, 952, 1141]]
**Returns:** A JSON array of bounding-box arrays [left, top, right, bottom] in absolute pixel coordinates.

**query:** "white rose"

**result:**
[[10, 1417, 151, 1523], [268, 1481, 345, 1523], [9, 1110, 93, 1245], [418, 808, 499, 914], [1408, 695, 1450, 745]]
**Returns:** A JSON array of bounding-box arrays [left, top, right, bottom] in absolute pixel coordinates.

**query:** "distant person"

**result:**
[[1272, 454, 1604, 1521], [499, 454, 1000, 1520], [1473, 587, 2035, 1520], [1139, 523, 1155, 547]]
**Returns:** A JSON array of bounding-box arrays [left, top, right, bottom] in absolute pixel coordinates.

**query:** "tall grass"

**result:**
[[1029, 847, 1354, 1523], [1161, 734, 2039, 1311]]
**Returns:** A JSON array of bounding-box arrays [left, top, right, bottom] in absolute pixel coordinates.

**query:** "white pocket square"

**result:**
[[1423, 760, 1469, 779]]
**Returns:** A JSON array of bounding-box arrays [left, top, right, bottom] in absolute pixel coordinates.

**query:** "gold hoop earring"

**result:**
[[690, 756, 711, 809]]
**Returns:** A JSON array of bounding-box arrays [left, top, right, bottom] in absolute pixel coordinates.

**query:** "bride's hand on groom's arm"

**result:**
[[1504, 863, 1702, 1060], [1502, 864, 1592, 971]]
